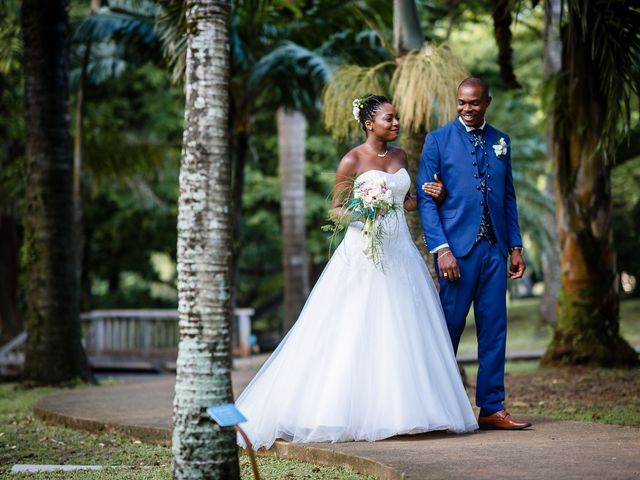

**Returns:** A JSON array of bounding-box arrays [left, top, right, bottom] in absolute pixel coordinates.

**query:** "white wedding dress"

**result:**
[[237, 168, 478, 449]]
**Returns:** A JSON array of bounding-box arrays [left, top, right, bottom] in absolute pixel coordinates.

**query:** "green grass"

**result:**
[[0, 383, 171, 478], [241, 455, 374, 480], [466, 363, 640, 427], [620, 298, 640, 346], [458, 299, 640, 427], [0, 383, 373, 479], [514, 403, 640, 426], [457, 297, 640, 356]]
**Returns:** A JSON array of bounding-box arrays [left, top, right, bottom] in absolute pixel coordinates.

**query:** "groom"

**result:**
[[417, 77, 531, 430]]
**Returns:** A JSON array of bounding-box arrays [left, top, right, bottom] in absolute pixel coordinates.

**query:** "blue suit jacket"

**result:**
[[416, 119, 522, 258]]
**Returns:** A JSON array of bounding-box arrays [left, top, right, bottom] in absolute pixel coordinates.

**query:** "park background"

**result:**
[[0, 0, 639, 479]]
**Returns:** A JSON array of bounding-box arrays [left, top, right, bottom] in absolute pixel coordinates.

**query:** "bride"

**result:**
[[237, 95, 478, 449]]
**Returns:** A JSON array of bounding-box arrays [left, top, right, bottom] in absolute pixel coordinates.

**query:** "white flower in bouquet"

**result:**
[[323, 176, 401, 270]]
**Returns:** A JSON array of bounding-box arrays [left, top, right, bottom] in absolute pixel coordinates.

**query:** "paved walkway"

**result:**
[[35, 371, 640, 480]]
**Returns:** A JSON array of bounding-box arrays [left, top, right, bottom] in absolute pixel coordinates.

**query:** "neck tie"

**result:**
[[472, 129, 484, 149]]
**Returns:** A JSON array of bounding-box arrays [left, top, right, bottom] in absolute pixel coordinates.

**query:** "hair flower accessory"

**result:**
[[493, 137, 508, 157], [352, 97, 365, 122]]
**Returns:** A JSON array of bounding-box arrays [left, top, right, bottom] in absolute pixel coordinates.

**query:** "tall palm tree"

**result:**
[[491, 0, 521, 89], [542, 0, 640, 366], [277, 108, 309, 332], [394, 0, 442, 272], [21, 0, 90, 384], [249, 41, 331, 331], [172, 0, 239, 478], [539, 0, 561, 326]]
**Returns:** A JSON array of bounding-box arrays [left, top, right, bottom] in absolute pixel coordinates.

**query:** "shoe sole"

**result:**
[[478, 424, 532, 430]]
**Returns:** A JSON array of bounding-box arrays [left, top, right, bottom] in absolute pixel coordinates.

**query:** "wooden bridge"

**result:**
[[0, 308, 256, 375]]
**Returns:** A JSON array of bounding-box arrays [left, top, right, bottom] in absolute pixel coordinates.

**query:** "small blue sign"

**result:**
[[206, 404, 247, 427]]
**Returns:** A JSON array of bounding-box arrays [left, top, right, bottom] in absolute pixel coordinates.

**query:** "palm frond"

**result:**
[[321, 63, 395, 142], [155, 0, 186, 84], [350, 0, 394, 56], [72, 8, 158, 46], [249, 41, 331, 110], [69, 42, 129, 88], [0, 0, 21, 74], [560, 0, 640, 162], [105, 0, 160, 17], [391, 44, 469, 133]]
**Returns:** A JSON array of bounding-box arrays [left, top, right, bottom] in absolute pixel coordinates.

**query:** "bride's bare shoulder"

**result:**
[[389, 146, 409, 169], [336, 146, 364, 179]]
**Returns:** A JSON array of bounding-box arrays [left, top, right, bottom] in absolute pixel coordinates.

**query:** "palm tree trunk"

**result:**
[[21, 0, 90, 384], [393, 0, 437, 281], [172, 1, 239, 478], [401, 131, 437, 281], [491, 0, 521, 89], [277, 107, 309, 332], [544, 134, 637, 365], [539, 0, 561, 326], [542, 9, 638, 366], [393, 0, 423, 54]]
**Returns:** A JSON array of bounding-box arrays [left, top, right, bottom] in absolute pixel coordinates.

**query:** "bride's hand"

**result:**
[[422, 174, 446, 204], [403, 194, 417, 211]]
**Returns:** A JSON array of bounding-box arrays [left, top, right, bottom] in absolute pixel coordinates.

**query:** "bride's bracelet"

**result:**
[[438, 250, 451, 259]]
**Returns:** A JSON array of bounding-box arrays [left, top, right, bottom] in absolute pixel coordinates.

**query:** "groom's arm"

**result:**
[[416, 134, 448, 252], [503, 134, 526, 279], [503, 134, 523, 248]]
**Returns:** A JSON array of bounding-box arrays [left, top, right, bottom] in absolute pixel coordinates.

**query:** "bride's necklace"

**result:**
[[369, 144, 388, 157]]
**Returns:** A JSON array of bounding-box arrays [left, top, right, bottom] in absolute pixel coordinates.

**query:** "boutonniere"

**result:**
[[492, 137, 508, 157]]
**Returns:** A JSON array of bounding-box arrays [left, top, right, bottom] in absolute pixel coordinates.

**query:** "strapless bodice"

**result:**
[[354, 168, 410, 205]]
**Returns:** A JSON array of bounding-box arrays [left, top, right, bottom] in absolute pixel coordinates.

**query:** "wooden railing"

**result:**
[[0, 309, 256, 376], [0, 331, 27, 377], [80, 308, 256, 358]]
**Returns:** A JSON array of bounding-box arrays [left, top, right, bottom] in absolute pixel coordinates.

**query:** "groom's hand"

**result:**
[[437, 248, 460, 282], [508, 249, 526, 279]]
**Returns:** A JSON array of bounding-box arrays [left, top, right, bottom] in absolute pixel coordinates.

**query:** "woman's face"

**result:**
[[365, 103, 400, 141]]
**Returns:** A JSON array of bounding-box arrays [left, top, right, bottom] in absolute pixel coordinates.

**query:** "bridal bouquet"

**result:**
[[323, 176, 401, 269]]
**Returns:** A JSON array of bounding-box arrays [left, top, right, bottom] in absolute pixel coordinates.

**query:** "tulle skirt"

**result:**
[[236, 216, 478, 449]]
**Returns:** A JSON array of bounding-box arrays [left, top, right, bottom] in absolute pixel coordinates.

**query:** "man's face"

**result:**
[[457, 83, 491, 128]]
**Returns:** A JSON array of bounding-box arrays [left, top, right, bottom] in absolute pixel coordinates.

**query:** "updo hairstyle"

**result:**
[[355, 95, 390, 133]]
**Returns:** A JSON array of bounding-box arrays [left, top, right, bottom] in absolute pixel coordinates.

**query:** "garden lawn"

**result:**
[[467, 361, 640, 427], [458, 297, 640, 356], [0, 383, 372, 480]]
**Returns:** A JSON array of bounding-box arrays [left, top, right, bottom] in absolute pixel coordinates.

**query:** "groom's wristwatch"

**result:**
[[510, 246, 524, 254]]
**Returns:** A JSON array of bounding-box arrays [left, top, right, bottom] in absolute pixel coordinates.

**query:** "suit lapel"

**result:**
[[484, 124, 498, 162]]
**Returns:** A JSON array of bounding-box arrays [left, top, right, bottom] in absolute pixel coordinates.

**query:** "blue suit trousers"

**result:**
[[435, 240, 507, 416]]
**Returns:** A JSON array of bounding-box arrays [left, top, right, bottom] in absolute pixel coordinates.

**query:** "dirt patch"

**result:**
[[469, 367, 640, 425]]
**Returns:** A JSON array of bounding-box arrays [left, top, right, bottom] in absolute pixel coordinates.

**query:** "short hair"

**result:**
[[356, 94, 390, 132], [458, 77, 490, 98]]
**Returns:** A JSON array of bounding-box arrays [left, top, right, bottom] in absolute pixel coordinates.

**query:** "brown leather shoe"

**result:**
[[478, 410, 532, 430]]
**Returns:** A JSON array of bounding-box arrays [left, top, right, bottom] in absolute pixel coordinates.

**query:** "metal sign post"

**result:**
[[206, 404, 259, 480]]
